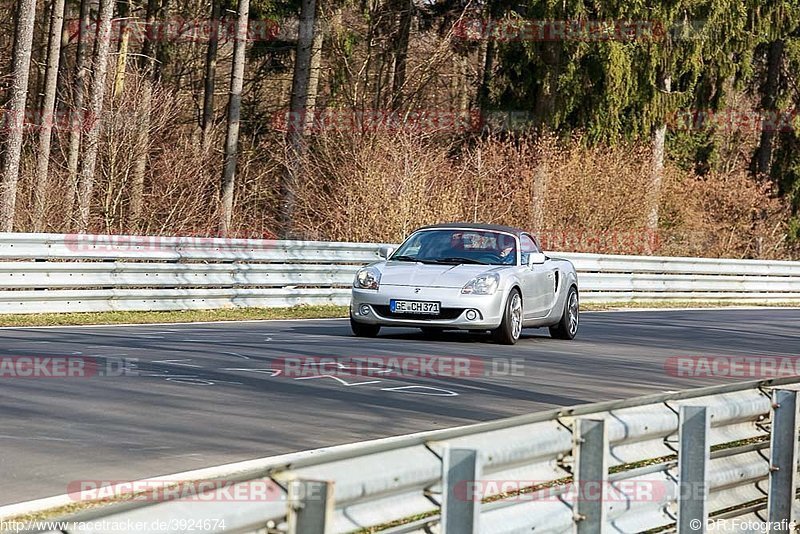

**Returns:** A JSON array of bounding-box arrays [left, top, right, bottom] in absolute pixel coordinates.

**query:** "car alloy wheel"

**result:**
[[567, 291, 579, 336], [510, 292, 522, 340]]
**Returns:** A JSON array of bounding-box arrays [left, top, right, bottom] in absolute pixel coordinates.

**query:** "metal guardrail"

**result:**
[[0, 232, 796, 313], [8, 377, 800, 533]]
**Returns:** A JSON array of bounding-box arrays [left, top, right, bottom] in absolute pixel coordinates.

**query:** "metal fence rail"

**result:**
[[0, 232, 796, 313], [11, 377, 800, 533]]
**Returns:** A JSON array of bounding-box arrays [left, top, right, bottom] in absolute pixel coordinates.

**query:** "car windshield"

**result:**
[[391, 229, 518, 265]]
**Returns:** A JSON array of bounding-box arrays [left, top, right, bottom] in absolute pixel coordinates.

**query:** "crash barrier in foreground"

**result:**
[[0, 232, 797, 313], [8, 377, 800, 533]]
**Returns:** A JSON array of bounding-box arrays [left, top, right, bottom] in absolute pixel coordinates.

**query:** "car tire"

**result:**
[[351, 317, 380, 337], [420, 327, 444, 337], [549, 286, 579, 340], [492, 289, 522, 345]]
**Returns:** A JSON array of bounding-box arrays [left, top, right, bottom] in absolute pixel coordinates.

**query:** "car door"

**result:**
[[519, 234, 557, 319]]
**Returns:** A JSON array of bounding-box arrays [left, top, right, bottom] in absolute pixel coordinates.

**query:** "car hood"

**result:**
[[379, 262, 506, 288]]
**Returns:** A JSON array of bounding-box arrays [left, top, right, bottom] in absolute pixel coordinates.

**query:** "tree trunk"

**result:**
[[140, 0, 159, 69], [457, 54, 469, 111], [219, 0, 250, 236], [128, 82, 151, 232], [153, 0, 172, 83], [647, 71, 671, 248], [390, 0, 412, 110], [305, 25, 324, 126], [76, 0, 115, 233], [280, 0, 318, 238], [201, 0, 220, 149], [32, 0, 66, 232], [64, 0, 91, 228], [477, 36, 494, 112], [753, 39, 784, 178], [56, 0, 72, 111], [113, 0, 131, 99], [128, 0, 160, 231], [534, 42, 560, 127], [0, 0, 37, 231]]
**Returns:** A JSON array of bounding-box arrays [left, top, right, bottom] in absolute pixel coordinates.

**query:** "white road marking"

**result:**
[[381, 385, 459, 396], [165, 378, 215, 385], [222, 352, 251, 360], [152, 359, 202, 368], [0, 434, 74, 442], [139, 373, 197, 378], [222, 368, 282, 377], [295, 375, 381, 386]]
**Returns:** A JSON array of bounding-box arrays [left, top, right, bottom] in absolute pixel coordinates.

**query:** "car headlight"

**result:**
[[461, 272, 500, 295], [354, 267, 381, 290]]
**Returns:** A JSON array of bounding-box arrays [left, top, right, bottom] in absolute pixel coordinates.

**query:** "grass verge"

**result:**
[[582, 300, 800, 311], [0, 305, 350, 327], [0, 301, 795, 327]]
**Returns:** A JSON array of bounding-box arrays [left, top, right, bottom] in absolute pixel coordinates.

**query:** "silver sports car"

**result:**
[[350, 223, 579, 344]]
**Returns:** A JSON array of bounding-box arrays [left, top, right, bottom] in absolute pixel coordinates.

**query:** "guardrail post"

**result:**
[[441, 447, 481, 534], [573, 418, 607, 533], [677, 406, 709, 534], [767, 389, 799, 532], [287, 479, 334, 534]]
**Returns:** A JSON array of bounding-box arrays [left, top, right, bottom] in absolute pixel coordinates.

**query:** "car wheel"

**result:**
[[549, 286, 579, 340], [420, 327, 444, 337], [351, 317, 380, 337], [492, 289, 522, 345]]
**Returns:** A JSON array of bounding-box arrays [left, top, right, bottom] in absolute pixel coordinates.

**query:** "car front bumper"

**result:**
[[350, 285, 506, 329]]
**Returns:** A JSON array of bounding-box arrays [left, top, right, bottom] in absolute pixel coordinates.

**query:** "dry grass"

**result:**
[[291, 130, 794, 258], [9, 91, 794, 259]]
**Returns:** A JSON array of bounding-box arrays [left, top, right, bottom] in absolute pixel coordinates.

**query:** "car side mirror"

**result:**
[[527, 252, 547, 266], [378, 246, 394, 259]]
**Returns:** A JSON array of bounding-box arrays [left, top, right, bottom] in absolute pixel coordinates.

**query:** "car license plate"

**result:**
[[390, 300, 440, 315]]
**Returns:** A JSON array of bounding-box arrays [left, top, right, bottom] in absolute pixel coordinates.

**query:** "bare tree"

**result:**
[[752, 39, 785, 178], [219, 0, 251, 236], [64, 0, 92, 227], [32, 0, 66, 232], [280, 0, 320, 238], [201, 0, 221, 149], [306, 25, 324, 123], [128, 83, 152, 232], [56, 0, 72, 110], [0, 0, 37, 231], [113, 0, 132, 99], [76, 0, 115, 233], [646, 71, 671, 249], [128, 0, 160, 232], [390, 0, 412, 110]]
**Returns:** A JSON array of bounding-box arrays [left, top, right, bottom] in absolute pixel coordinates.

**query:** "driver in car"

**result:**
[[497, 235, 516, 263]]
